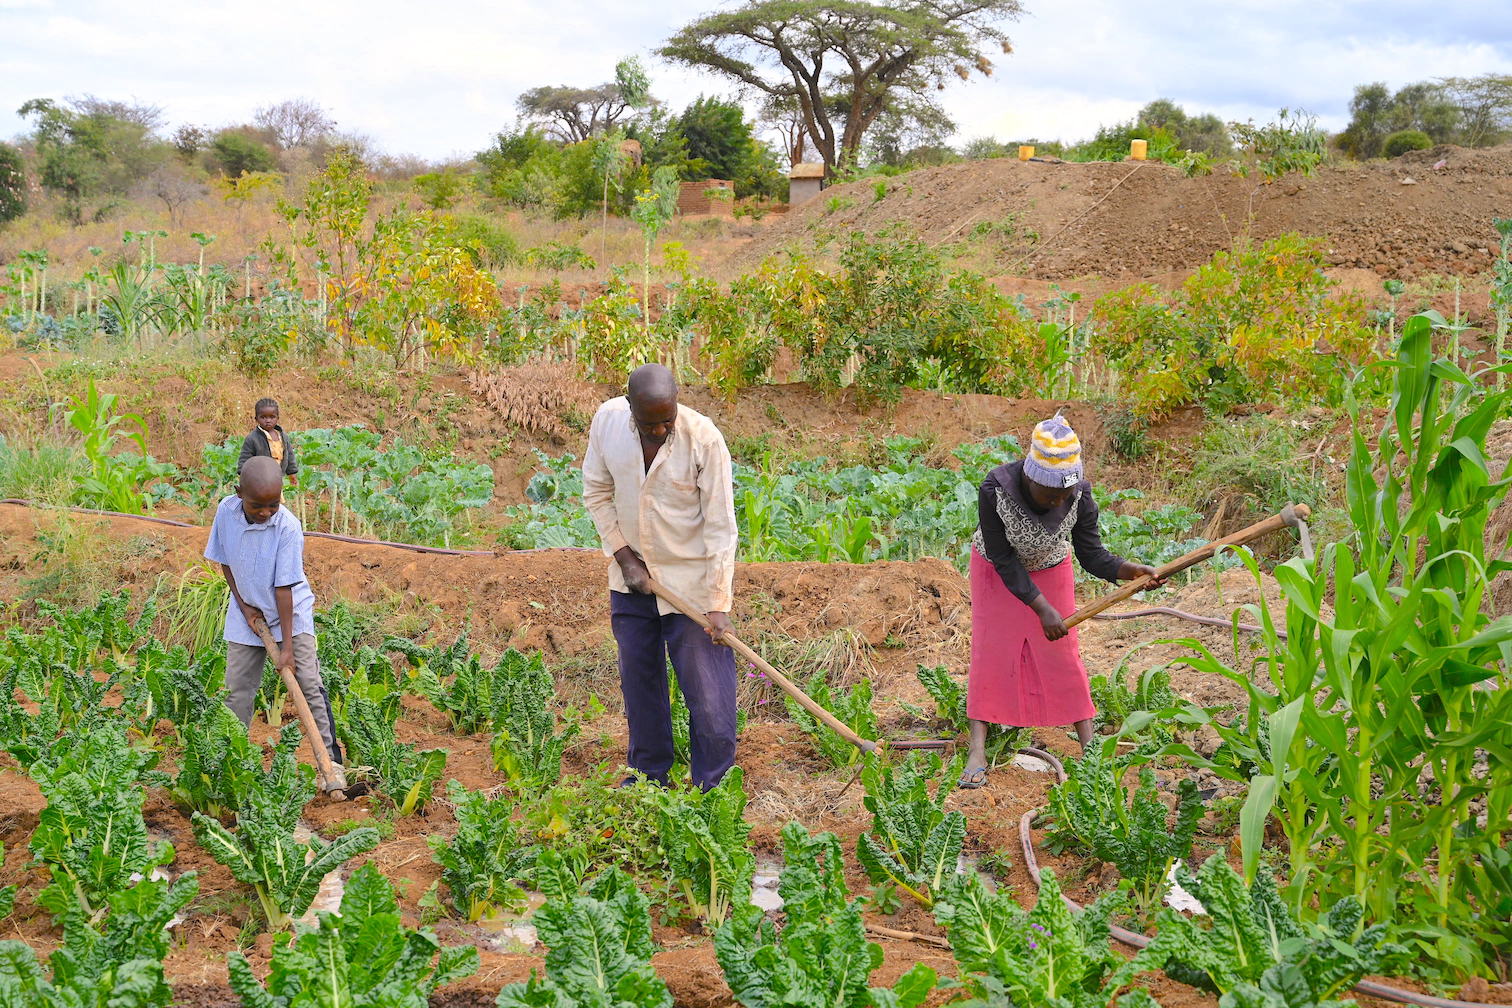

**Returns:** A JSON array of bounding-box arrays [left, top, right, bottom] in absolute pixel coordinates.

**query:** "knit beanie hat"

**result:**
[[1024, 414, 1083, 488]]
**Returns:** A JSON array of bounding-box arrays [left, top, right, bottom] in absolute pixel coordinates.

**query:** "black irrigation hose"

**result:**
[[0, 499, 596, 558], [1011, 746, 1500, 1008]]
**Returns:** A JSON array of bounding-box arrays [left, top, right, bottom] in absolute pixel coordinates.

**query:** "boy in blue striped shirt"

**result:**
[[206, 455, 345, 794]]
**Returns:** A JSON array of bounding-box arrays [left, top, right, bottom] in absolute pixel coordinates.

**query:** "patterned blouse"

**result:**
[[972, 460, 1126, 605]]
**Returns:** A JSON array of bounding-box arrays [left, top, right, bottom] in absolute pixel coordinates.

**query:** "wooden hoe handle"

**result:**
[[645, 578, 879, 754], [1064, 503, 1311, 629], [249, 615, 346, 798]]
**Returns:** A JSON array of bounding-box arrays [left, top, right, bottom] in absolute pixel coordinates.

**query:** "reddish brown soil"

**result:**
[[732, 143, 1512, 314], [2, 506, 1509, 1005]]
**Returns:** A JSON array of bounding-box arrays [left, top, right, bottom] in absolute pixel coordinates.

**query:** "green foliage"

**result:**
[[190, 779, 380, 931], [934, 869, 1158, 1008], [488, 650, 579, 794], [17, 97, 169, 224], [28, 721, 170, 921], [913, 665, 1024, 763], [1090, 234, 1374, 419], [227, 863, 478, 1008], [1337, 79, 1477, 158], [413, 168, 467, 210], [191, 426, 493, 546], [659, 769, 754, 927], [856, 751, 967, 907], [149, 711, 304, 821], [1143, 854, 1397, 1004], [1044, 740, 1203, 922], [786, 676, 877, 767], [335, 664, 447, 815], [1088, 663, 1175, 742], [1166, 312, 1512, 979], [1178, 415, 1330, 536], [1229, 108, 1325, 184], [495, 858, 672, 1008], [211, 133, 277, 177], [429, 780, 538, 922], [1381, 128, 1432, 157], [0, 874, 197, 1008], [216, 284, 315, 377], [714, 822, 922, 1008], [65, 379, 176, 514]]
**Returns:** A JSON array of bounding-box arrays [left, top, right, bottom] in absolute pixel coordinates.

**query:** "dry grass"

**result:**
[[466, 363, 599, 441]]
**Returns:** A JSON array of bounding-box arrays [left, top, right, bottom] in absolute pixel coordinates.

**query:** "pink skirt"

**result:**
[[966, 550, 1094, 727]]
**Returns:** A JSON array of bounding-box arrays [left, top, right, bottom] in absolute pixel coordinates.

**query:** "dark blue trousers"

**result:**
[[610, 590, 737, 790]]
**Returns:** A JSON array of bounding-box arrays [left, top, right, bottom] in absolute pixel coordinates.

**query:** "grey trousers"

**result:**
[[226, 632, 342, 762]]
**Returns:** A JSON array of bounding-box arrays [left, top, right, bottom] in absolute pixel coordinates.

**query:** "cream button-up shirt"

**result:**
[[582, 397, 738, 615]]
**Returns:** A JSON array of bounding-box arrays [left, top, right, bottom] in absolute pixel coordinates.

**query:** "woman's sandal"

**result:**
[[957, 765, 989, 790]]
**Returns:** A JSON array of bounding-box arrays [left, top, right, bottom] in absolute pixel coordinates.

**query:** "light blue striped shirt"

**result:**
[[204, 495, 316, 647]]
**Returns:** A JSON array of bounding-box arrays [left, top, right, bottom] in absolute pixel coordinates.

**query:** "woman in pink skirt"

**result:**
[[960, 414, 1163, 788]]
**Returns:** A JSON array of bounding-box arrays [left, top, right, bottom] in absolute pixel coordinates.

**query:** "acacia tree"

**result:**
[[661, 0, 1023, 176], [518, 84, 637, 142]]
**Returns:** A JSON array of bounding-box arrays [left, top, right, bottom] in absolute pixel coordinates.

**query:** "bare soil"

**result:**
[[728, 144, 1512, 321]]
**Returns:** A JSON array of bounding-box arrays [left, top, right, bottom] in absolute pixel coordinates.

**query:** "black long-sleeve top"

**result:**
[[976, 460, 1126, 605], [238, 426, 299, 477]]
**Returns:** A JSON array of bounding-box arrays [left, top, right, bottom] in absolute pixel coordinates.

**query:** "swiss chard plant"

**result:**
[[335, 665, 446, 815], [914, 665, 1025, 764], [715, 821, 936, 1008], [126, 640, 225, 737], [494, 855, 672, 1008], [385, 632, 531, 734], [0, 873, 197, 1008], [227, 862, 479, 1008], [190, 771, 379, 931], [856, 751, 967, 908], [785, 676, 878, 768], [1044, 739, 1203, 923], [429, 780, 538, 922], [28, 721, 170, 922], [488, 648, 578, 794], [1142, 854, 1398, 1005], [660, 768, 754, 928], [934, 868, 1161, 1008]]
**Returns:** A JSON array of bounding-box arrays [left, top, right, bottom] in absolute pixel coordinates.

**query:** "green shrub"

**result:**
[[210, 133, 276, 177], [1382, 129, 1432, 157], [0, 143, 25, 224], [445, 213, 518, 267]]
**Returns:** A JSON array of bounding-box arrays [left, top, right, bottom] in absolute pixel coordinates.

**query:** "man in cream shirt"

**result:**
[[583, 363, 739, 790]]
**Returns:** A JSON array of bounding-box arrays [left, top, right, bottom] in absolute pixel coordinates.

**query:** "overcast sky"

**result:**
[[3, 0, 1509, 161]]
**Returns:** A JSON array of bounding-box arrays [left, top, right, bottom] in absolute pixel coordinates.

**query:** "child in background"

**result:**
[[206, 455, 345, 794], [239, 398, 299, 487]]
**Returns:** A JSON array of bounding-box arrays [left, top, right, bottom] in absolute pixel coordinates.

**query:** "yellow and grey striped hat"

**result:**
[[1024, 414, 1083, 488]]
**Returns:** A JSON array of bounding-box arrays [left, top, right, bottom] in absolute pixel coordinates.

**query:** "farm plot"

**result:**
[[0, 314, 1507, 1008]]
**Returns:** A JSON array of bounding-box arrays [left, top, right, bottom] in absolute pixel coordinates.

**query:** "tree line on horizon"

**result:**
[[2, 0, 1510, 229]]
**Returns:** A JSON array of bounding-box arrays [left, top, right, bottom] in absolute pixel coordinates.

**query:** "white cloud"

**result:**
[[1, 0, 1508, 157]]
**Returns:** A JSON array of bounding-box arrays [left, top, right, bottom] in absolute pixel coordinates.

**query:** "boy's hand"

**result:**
[[278, 641, 296, 674], [239, 601, 267, 631]]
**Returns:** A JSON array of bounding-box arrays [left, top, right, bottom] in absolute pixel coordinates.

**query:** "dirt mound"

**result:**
[[730, 144, 1512, 288]]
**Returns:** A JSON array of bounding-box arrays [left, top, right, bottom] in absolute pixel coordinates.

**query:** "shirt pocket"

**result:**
[[652, 477, 705, 555]]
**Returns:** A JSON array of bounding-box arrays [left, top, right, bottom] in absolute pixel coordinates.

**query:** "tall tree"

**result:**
[[517, 83, 637, 142], [661, 0, 1023, 176], [16, 97, 169, 223], [253, 98, 336, 148], [1438, 74, 1512, 147]]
